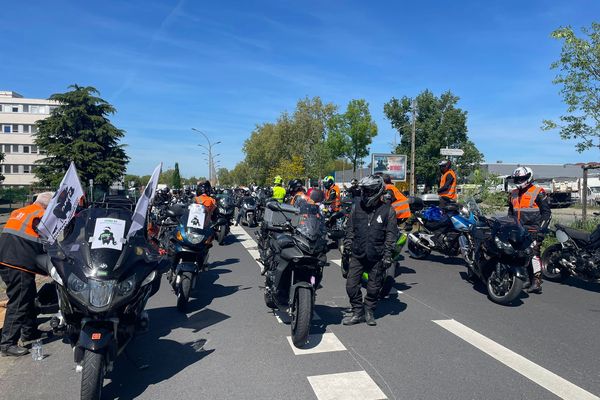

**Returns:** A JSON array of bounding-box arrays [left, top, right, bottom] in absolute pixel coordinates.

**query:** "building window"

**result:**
[[3, 125, 11, 133], [22, 145, 30, 154], [12, 145, 18, 153], [3, 144, 10, 153], [23, 165, 30, 174], [30, 105, 40, 113], [12, 124, 20, 133], [31, 145, 38, 153], [11, 106, 19, 113]]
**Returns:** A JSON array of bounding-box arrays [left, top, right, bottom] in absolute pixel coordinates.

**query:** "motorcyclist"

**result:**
[[437, 160, 457, 208], [272, 176, 286, 203], [323, 176, 341, 212], [382, 174, 411, 225], [194, 180, 217, 223], [287, 179, 310, 206], [342, 175, 398, 326], [347, 178, 361, 198], [508, 167, 552, 294], [235, 188, 255, 226]]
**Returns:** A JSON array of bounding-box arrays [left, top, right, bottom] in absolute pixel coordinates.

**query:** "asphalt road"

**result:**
[[1, 224, 599, 400]]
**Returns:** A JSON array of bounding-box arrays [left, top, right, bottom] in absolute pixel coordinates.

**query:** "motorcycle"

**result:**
[[261, 201, 328, 347], [239, 196, 258, 227], [167, 203, 224, 311], [37, 204, 164, 400], [461, 200, 533, 304], [407, 202, 475, 260], [214, 194, 235, 245], [541, 214, 600, 283]]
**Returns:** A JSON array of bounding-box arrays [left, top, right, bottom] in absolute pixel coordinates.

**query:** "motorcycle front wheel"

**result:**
[[487, 267, 523, 305], [217, 226, 227, 245], [291, 287, 312, 348], [81, 350, 104, 400], [176, 271, 193, 312], [541, 244, 569, 282]]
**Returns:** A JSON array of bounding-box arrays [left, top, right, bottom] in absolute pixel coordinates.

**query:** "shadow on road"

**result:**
[[554, 277, 600, 294], [103, 305, 228, 399], [423, 253, 465, 267], [208, 258, 240, 269], [187, 268, 251, 312]]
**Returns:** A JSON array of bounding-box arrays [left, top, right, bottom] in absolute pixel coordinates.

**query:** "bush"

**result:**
[[0, 188, 29, 204], [541, 217, 599, 253]]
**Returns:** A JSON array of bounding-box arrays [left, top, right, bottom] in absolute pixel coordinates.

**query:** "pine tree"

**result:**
[[34, 85, 129, 189], [172, 162, 182, 189]]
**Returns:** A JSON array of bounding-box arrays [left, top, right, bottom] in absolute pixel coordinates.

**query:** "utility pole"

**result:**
[[410, 99, 417, 196], [192, 128, 221, 185]]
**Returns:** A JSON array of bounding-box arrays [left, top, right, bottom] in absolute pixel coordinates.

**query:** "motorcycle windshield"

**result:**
[[463, 197, 482, 217], [493, 216, 532, 249], [296, 203, 326, 241], [218, 195, 234, 209], [179, 210, 211, 236], [243, 197, 257, 207], [57, 208, 143, 278]]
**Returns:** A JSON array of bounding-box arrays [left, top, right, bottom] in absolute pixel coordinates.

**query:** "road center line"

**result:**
[[433, 319, 600, 400]]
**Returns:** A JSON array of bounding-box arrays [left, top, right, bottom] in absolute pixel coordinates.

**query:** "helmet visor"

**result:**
[[513, 173, 531, 184]]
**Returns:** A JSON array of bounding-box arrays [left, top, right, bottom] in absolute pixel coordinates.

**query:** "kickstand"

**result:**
[[124, 347, 149, 371]]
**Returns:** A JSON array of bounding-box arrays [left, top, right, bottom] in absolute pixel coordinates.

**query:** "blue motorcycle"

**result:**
[[407, 201, 476, 260]]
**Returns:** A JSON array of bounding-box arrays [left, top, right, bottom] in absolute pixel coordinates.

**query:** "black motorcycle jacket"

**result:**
[[345, 198, 398, 262]]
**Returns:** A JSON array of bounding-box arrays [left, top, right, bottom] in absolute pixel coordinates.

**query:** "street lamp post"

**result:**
[[192, 128, 221, 185]]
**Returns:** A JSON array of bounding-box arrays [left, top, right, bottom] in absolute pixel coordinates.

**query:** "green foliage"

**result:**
[[383, 90, 483, 187], [217, 168, 233, 186], [542, 23, 600, 152], [172, 162, 182, 189], [230, 161, 251, 185], [34, 85, 129, 189], [0, 187, 29, 204], [270, 155, 306, 183], [329, 99, 378, 172], [542, 217, 600, 253]]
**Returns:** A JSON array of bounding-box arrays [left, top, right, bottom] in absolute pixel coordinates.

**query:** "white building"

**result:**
[[0, 90, 59, 187]]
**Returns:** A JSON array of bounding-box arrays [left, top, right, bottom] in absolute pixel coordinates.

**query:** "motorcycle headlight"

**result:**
[[176, 230, 184, 241], [117, 278, 135, 296], [68, 274, 87, 293], [50, 266, 64, 286], [494, 237, 514, 254], [141, 270, 157, 286], [89, 280, 115, 308], [187, 232, 204, 244]]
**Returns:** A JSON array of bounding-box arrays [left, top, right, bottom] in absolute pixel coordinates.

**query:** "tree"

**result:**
[[329, 99, 378, 172], [383, 90, 483, 187], [230, 161, 251, 185], [172, 162, 182, 189], [270, 155, 306, 183], [542, 23, 600, 152], [34, 85, 129, 189], [124, 174, 142, 189], [217, 168, 233, 186]]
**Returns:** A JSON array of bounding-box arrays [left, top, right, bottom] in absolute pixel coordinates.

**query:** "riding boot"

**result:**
[[342, 308, 365, 325], [364, 308, 377, 326], [527, 272, 542, 294]]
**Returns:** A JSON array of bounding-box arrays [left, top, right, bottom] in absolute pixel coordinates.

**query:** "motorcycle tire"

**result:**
[[176, 271, 193, 312], [264, 290, 277, 309], [407, 240, 430, 260], [379, 276, 395, 299], [217, 226, 227, 245], [486, 269, 523, 305], [291, 287, 312, 348], [541, 244, 570, 282], [81, 350, 104, 400]]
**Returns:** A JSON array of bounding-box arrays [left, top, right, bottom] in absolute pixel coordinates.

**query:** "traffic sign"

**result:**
[[440, 148, 464, 156]]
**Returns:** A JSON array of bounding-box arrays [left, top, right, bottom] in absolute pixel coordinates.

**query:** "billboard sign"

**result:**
[[371, 154, 407, 182], [440, 148, 464, 156]]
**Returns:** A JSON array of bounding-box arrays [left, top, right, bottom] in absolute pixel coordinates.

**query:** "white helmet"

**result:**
[[512, 166, 533, 190]]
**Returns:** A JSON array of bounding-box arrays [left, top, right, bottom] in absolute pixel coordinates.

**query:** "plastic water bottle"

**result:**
[[31, 339, 43, 361]]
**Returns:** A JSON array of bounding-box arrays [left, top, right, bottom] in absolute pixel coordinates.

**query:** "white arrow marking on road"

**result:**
[[434, 319, 600, 400], [308, 371, 387, 400]]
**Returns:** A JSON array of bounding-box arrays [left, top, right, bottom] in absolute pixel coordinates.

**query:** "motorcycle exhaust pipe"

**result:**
[[408, 233, 430, 250], [458, 235, 470, 260]]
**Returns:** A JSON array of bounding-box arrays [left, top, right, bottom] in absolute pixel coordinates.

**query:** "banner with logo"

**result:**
[[38, 162, 85, 244]]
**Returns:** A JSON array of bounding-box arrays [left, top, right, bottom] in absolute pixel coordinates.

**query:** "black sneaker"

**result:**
[[1, 345, 30, 357]]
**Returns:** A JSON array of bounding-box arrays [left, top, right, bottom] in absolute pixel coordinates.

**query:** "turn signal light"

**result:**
[[91, 333, 101, 340]]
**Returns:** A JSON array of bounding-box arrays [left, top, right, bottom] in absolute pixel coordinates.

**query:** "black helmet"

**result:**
[[439, 159, 451, 172], [359, 175, 385, 208], [350, 178, 358, 187], [197, 180, 212, 196], [288, 179, 304, 194]]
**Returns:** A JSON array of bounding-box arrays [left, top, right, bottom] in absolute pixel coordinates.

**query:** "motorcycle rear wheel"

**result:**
[[217, 226, 227, 245], [541, 244, 570, 282], [81, 350, 104, 400], [291, 287, 312, 348], [407, 240, 430, 260], [487, 268, 523, 305], [176, 272, 193, 312]]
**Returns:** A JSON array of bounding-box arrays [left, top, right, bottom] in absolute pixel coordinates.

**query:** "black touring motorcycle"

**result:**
[[259, 201, 328, 347], [37, 203, 165, 400]]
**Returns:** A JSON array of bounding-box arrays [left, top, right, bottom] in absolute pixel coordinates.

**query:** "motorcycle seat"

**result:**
[[556, 224, 591, 243]]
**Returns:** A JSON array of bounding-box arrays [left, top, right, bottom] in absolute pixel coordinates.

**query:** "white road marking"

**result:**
[[433, 319, 600, 400], [287, 332, 347, 355], [308, 371, 387, 400], [274, 310, 322, 324], [330, 258, 341, 266]]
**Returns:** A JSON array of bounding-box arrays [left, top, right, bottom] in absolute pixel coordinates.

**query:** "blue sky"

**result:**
[[1, 0, 598, 177]]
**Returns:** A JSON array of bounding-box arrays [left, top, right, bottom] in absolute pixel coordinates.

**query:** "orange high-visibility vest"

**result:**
[[439, 170, 457, 200], [510, 185, 542, 223], [386, 184, 411, 219], [325, 184, 341, 212], [2, 203, 45, 243]]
